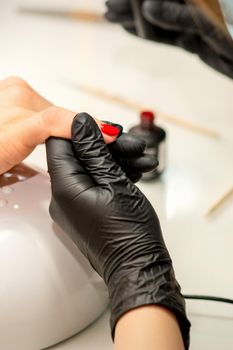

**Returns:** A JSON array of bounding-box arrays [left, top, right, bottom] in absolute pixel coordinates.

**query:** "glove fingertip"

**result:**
[[71, 112, 100, 142], [110, 133, 146, 156], [126, 172, 142, 183]]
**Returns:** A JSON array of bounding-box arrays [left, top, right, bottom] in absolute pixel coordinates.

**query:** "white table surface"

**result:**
[[1, 1, 233, 349]]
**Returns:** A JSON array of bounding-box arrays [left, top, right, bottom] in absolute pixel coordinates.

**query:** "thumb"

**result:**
[[71, 113, 126, 186], [46, 137, 95, 197], [143, 1, 197, 32]]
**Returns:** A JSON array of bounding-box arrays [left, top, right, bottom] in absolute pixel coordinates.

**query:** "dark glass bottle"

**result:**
[[128, 111, 166, 180]]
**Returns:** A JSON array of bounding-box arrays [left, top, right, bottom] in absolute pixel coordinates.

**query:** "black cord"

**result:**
[[184, 294, 233, 305]]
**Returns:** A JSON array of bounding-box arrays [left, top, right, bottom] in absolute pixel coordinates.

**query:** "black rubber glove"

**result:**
[[77, 113, 158, 183], [105, 0, 233, 78], [46, 113, 190, 349]]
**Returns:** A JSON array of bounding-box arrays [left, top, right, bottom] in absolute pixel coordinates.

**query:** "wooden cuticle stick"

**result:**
[[206, 186, 233, 217], [77, 83, 220, 138]]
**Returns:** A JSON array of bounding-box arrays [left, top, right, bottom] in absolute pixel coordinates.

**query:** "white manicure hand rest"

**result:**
[[0, 165, 108, 350]]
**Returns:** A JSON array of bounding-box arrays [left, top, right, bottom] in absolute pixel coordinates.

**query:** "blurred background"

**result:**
[[0, 1, 233, 349]]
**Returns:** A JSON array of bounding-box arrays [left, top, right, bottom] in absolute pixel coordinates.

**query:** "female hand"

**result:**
[[0, 77, 157, 180], [0, 77, 124, 174], [0, 103, 79, 174], [46, 113, 190, 349], [0, 76, 77, 174]]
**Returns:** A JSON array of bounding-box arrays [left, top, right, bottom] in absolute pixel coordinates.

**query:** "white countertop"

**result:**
[[1, 1, 233, 349]]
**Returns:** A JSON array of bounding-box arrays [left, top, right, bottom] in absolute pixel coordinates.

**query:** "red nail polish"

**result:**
[[100, 123, 120, 137]]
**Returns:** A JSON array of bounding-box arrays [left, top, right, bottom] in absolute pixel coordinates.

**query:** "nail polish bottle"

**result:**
[[128, 111, 166, 180]]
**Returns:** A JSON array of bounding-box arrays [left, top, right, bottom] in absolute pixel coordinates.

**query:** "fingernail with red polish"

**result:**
[[101, 123, 120, 137]]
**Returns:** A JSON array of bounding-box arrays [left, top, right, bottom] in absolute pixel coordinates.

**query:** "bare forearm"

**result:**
[[114, 305, 185, 350]]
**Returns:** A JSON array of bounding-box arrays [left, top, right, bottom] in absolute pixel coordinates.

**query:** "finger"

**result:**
[[105, 0, 131, 14], [72, 113, 127, 186], [0, 123, 37, 174], [0, 109, 65, 174], [0, 76, 24, 90], [105, 11, 134, 26], [108, 133, 146, 157], [125, 172, 142, 183], [105, 0, 134, 26], [120, 154, 159, 173], [5, 106, 120, 147], [52, 111, 122, 144], [0, 113, 51, 174], [98, 119, 122, 144], [143, 1, 199, 32], [0, 107, 34, 126], [108, 133, 158, 177], [0, 76, 52, 112], [46, 138, 99, 257], [46, 137, 94, 198], [122, 24, 137, 34]]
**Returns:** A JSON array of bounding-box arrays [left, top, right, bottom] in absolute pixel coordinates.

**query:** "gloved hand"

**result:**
[[105, 0, 233, 78], [75, 113, 158, 183], [46, 113, 190, 349]]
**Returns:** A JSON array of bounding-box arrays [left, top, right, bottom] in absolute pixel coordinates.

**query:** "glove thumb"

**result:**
[[71, 113, 126, 187]]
